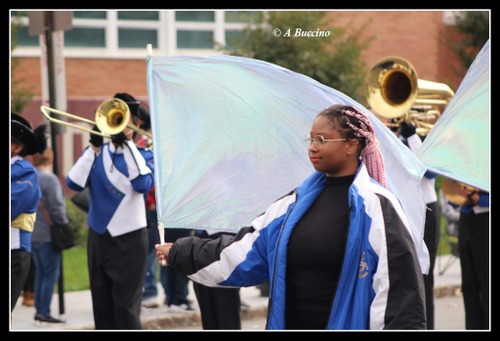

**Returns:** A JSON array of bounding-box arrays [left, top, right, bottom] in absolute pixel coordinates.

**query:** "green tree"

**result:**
[[448, 11, 489, 76], [218, 11, 373, 103], [11, 13, 35, 114]]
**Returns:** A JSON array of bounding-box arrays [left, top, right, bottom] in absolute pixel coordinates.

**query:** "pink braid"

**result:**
[[342, 107, 387, 188]]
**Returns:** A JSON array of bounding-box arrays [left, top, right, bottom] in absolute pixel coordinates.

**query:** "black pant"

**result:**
[[193, 282, 241, 330], [162, 228, 193, 306], [11, 249, 31, 311], [23, 254, 36, 292], [458, 211, 489, 330], [423, 201, 439, 329], [88, 228, 147, 330], [190, 230, 241, 329]]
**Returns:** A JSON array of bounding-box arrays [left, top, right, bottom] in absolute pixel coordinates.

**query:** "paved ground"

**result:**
[[10, 254, 465, 331], [170, 294, 466, 331]]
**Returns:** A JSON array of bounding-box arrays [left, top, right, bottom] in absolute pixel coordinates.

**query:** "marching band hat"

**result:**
[[113, 92, 140, 119], [138, 105, 151, 131], [11, 113, 41, 156], [34, 121, 50, 153]]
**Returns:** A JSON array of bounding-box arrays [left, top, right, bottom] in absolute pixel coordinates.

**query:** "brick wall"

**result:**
[[327, 11, 463, 86]]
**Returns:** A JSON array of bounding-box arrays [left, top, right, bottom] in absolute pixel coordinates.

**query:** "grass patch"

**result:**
[[60, 198, 90, 292], [438, 215, 453, 256], [60, 245, 89, 292]]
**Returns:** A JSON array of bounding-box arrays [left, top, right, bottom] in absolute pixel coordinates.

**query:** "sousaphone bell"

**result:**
[[365, 56, 455, 135]]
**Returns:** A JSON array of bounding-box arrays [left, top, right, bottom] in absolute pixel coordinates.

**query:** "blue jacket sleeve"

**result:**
[[11, 161, 41, 220]]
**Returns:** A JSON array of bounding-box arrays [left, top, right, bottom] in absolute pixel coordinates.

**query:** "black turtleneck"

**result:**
[[286, 174, 354, 330]]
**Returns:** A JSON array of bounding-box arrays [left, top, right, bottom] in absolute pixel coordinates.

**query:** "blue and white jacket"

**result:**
[[11, 156, 41, 252], [169, 163, 426, 330], [66, 141, 154, 236]]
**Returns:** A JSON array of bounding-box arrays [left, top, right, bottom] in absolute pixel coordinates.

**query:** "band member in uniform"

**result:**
[[11, 113, 42, 311], [66, 93, 154, 329], [455, 185, 489, 330]]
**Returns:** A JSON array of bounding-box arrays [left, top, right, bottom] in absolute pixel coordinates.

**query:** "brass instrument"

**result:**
[[365, 56, 455, 135], [40, 98, 152, 139], [441, 178, 479, 206]]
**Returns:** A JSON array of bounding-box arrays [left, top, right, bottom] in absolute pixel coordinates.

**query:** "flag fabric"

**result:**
[[147, 54, 429, 273], [417, 39, 490, 192]]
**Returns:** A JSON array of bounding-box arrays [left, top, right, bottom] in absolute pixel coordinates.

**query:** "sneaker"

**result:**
[[168, 303, 195, 313], [34, 314, 65, 326], [142, 296, 159, 309]]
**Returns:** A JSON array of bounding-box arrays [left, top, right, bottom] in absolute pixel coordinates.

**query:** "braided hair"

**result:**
[[317, 104, 386, 187]]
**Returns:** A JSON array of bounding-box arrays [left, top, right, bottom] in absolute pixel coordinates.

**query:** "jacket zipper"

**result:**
[[265, 190, 297, 329]]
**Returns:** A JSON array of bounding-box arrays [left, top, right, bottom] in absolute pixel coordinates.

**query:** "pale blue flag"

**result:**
[[417, 39, 490, 192], [147, 54, 429, 273]]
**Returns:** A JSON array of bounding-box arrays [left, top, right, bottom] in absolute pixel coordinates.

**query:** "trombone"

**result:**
[[40, 98, 152, 140]]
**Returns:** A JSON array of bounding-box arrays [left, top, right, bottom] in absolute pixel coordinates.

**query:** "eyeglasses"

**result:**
[[304, 135, 347, 148]]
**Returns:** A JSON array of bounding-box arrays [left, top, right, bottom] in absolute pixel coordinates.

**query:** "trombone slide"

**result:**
[[40, 98, 152, 140]]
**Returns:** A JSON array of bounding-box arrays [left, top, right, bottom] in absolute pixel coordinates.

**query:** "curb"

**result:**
[[143, 312, 201, 330], [142, 305, 269, 330], [68, 302, 269, 330], [142, 285, 461, 330], [434, 284, 462, 298]]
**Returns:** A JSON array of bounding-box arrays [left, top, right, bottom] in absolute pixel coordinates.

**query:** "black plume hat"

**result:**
[[113, 92, 140, 118], [138, 105, 151, 131], [11, 113, 41, 156], [34, 122, 50, 153]]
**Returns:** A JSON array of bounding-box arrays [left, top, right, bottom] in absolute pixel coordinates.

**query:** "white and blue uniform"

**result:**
[[67, 141, 154, 236], [66, 140, 154, 329], [11, 155, 41, 311]]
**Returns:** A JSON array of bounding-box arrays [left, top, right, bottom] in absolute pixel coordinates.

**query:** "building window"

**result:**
[[117, 11, 159, 21], [119, 29, 158, 48], [73, 11, 107, 19], [177, 30, 214, 49], [225, 30, 245, 49], [225, 11, 262, 23], [175, 11, 215, 22], [65, 28, 106, 48], [16, 26, 39, 46]]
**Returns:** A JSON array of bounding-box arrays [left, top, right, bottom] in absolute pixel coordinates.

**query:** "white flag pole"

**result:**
[[146, 43, 167, 266]]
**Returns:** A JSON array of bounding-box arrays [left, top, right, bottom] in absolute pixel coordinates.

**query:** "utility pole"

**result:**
[[28, 10, 72, 318]]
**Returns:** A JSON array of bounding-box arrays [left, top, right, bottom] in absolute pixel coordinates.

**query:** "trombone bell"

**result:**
[[95, 98, 131, 136]]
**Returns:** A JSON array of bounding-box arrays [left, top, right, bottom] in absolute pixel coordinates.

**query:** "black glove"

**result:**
[[399, 121, 416, 138], [111, 131, 128, 146], [89, 125, 103, 147]]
